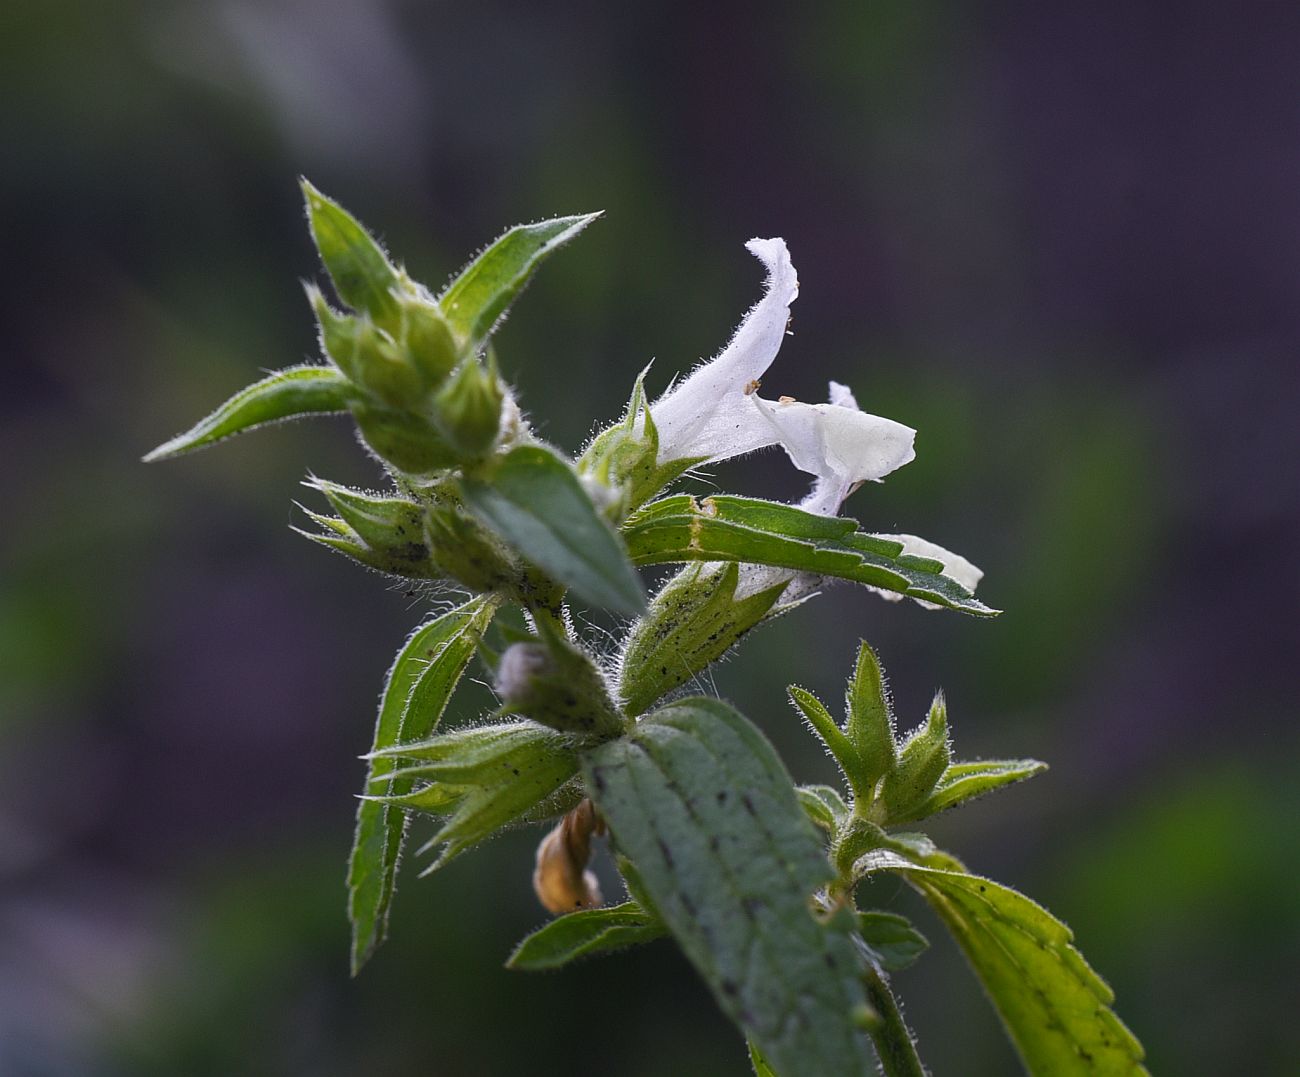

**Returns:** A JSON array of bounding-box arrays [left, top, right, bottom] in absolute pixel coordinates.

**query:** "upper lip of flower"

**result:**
[[646, 238, 916, 502]]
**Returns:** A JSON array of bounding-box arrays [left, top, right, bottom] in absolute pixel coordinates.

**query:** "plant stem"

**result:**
[[863, 963, 926, 1077]]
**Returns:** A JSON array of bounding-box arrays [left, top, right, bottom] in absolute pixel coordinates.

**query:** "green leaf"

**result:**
[[302, 179, 406, 329], [461, 445, 645, 614], [347, 597, 499, 975], [620, 562, 785, 716], [144, 365, 353, 461], [901, 758, 1047, 822], [856, 911, 929, 972], [795, 784, 850, 833], [860, 850, 1148, 1075], [438, 213, 601, 350], [507, 902, 666, 970], [622, 495, 997, 615], [583, 699, 875, 1077], [748, 1039, 780, 1077]]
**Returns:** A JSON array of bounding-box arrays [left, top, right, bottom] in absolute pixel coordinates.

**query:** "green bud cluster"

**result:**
[[578, 374, 699, 518], [302, 180, 505, 472], [791, 643, 1044, 841], [879, 694, 951, 822], [296, 478, 438, 578]]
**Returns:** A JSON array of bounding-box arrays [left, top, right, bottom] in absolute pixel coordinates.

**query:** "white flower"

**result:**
[[649, 238, 915, 486], [648, 236, 980, 610]]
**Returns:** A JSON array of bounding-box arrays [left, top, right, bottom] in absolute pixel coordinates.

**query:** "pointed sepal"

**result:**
[[438, 212, 602, 351], [301, 178, 407, 330]]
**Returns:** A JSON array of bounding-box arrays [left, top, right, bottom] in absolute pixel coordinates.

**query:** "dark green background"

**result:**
[[3, 2, 1298, 1074]]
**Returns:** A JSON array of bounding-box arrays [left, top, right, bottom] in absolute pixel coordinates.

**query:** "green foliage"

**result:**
[[861, 851, 1148, 1075], [623, 494, 997, 615], [895, 757, 1048, 824], [347, 597, 499, 974], [879, 693, 952, 822], [584, 699, 876, 1077], [507, 902, 666, 970], [856, 911, 929, 972], [791, 646, 1044, 832], [748, 1040, 780, 1077], [146, 189, 1146, 1077], [845, 642, 897, 785], [143, 365, 354, 461], [461, 444, 645, 614]]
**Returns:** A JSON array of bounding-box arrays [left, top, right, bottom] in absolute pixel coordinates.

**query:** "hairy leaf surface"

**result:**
[[584, 699, 875, 1076], [462, 445, 645, 614], [622, 495, 995, 615], [507, 902, 666, 970], [860, 850, 1147, 1075], [347, 597, 498, 974], [145, 365, 353, 461], [897, 758, 1047, 823]]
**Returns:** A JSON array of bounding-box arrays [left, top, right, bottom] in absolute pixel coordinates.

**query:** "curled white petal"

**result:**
[[827, 380, 859, 410], [650, 237, 797, 462]]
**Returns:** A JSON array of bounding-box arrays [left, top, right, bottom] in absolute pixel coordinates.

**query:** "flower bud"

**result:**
[[844, 642, 896, 789], [496, 631, 624, 739], [354, 404, 459, 476], [880, 693, 951, 822], [424, 502, 524, 594], [619, 563, 785, 717], [431, 358, 504, 460], [302, 479, 437, 578], [398, 296, 460, 390], [309, 286, 425, 408]]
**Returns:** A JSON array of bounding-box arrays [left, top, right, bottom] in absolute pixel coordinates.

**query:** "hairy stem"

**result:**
[[863, 963, 926, 1077]]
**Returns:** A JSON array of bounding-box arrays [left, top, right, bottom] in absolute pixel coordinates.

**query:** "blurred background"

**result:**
[[3, 1, 1299, 1073]]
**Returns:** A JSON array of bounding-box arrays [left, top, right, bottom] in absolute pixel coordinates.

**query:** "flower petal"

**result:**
[[651, 238, 797, 462], [751, 396, 916, 486]]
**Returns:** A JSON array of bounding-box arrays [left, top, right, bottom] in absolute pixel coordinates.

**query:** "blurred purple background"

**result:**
[[3, 2, 1298, 1073]]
